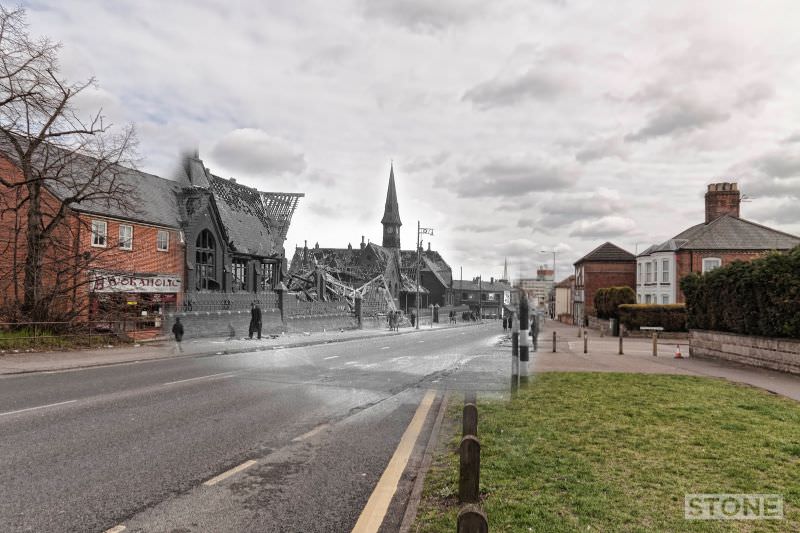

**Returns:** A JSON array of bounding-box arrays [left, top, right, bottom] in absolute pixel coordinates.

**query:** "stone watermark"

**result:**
[[684, 494, 783, 520]]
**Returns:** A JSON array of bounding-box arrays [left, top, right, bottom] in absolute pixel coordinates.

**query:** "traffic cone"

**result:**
[[674, 345, 683, 359]]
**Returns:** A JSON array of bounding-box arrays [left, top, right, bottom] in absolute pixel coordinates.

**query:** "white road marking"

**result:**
[[104, 526, 126, 533], [324, 355, 339, 360], [345, 361, 357, 365], [418, 341, 424, 343], [292, 423, 330, 442], [0, 399, 77, 418], [163, 372, 235, 386], [381, 346, 390, 350], [203, 460, 258, 486]]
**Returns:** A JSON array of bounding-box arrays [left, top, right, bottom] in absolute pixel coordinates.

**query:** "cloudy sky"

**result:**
[[23, 0, 800, 281]]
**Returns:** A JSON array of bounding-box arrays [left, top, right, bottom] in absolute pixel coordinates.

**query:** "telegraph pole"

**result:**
[[416, 221, 434, 329]]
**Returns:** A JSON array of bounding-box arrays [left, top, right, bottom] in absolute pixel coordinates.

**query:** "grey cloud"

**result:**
[[746, 198, 800, 225], [740, 177, 800, 198], [459, 223, 504, 233], [299, 44, 352, 75], [752, 151, 800, 178], [783, 132, 800, 144], [517, 218, 536, 229], [735, 82, 774, 109], [211, 129, 306, 176], [463, 69, 567, 109], [441, 159, 577, 199], [405, 152, 450, 173], [360, 0, 484, 32], [569, 216, 637, 238], [625, 99, 729, 142], [575, 137, 628, 163]]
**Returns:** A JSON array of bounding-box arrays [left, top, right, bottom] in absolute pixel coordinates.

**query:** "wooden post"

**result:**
[[619, 333, 623, 355], [652, 331, 657, 357], [459, 435, 480, 503], [463, 403, 478, 437], [552, 331, 556, 353], [583, 332, 588, 354], [457, 504, 488, 533]]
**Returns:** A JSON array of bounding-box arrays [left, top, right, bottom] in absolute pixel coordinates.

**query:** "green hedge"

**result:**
[[680, 247, 800, 338], [618, 304, 688, 332], [594, 286, 636, 319]]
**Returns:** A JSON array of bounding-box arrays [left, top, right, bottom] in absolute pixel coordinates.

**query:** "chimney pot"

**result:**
[[705, 182, 741, 223]]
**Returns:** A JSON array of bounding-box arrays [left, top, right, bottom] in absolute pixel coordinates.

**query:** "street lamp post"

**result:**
[[416, 221, 434, 330], [541, 249, 557, 318]]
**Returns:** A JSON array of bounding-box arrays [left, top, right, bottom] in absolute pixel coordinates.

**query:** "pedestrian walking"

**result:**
[[503, 316, 508, 332], [410, 310, 416, 327], [171, 317, 184, 353], [530, 314, 539, 351], [249, 302, 262, 339]]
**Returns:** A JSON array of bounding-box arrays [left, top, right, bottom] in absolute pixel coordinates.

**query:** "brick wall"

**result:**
[[690, 330, 800, 375], [581, 261, 636, 315], [674, 250, 769, 303]]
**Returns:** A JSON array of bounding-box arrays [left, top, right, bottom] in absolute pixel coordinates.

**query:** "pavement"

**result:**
[[532, 320, 800, 402], [0, 318, 484, 375]]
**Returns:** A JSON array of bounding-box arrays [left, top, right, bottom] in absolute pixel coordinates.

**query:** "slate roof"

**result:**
[[574, 242, 635, 265], [555, 275, 575, 289], [2, 140, 184, 228], [638, 214, 800, 256], [399, 249, 453, 288], [452, 279, 513, 292]]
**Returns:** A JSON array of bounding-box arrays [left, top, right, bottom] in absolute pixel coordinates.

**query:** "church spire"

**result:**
[[382, 163, 402, 248]]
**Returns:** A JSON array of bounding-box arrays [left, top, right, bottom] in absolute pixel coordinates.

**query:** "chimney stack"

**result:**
[[427, 241, 431, 252], [360, 235, 365, 250], [705, 182, 740, 223]]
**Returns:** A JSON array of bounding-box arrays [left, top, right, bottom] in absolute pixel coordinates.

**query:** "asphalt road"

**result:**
[[0, 323, 509, 532]]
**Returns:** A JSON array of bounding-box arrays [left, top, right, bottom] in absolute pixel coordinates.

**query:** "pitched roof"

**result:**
[[399, 249, 453, 288], [381, 165, 402, 226], [555, 275, 575, 288], [639, 215, 800, 256], [208, 175, 280, 257], [574, 242, 635, 265]]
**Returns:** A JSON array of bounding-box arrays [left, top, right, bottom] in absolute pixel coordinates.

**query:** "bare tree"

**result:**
[[0, 7, 138, 323]]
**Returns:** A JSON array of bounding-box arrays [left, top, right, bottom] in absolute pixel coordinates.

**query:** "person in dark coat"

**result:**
[[409, 311, 416, 327], [530, 314, 539, 351], [172, 317, 184, 353], [249, 303, 262, 339]]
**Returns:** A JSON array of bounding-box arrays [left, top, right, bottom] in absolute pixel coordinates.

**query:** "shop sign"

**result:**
[[90, 272, 182, 293]]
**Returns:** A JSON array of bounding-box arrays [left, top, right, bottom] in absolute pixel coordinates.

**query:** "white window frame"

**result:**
[[637, 263, 642, 285], [645, 294, 652, 304], [661, 259, 669, 283], [157, 230, 169, 252], [645, 262, 652, 283], [702, 257, 722, 273], [91, 220, 107, 248], [119, 224, 133, 250], [662, 294, 669, 304]]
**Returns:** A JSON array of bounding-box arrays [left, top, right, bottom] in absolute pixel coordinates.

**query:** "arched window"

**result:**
[[196, 230, 219, 291]]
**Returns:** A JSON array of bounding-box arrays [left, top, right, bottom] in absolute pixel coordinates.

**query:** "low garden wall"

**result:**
[[690, 330, 800, 375]]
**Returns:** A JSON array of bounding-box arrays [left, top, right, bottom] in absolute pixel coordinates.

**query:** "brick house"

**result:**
[[0, 150, 184, 333], [637, 182, 800, 304], [452, 277, 513, 318], [1, 147, 303, 336], [573, 242, 636, 326]]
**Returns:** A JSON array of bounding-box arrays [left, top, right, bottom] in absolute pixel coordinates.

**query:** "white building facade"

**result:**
[[636, 247, 677, 305]]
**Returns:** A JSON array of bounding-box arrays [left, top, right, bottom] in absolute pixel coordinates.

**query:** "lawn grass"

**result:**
[[413, 373, 800, 532], [0, 327, 128, 351]]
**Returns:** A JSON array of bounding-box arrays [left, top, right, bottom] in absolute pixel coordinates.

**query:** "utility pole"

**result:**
[[416, 221, 434, 329], [478, 274, 483, 320]]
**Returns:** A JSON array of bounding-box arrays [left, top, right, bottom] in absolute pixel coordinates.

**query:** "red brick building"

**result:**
[[0, 151, 184, 334], [573, 242, 636, 325], [637, 183, 800, 304]]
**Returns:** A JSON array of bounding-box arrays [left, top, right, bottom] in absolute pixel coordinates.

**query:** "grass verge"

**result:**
[[413, 372, 800, 532]]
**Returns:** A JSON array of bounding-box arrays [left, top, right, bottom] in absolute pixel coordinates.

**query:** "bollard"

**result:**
[[519, 298, 530, 385], [583, 332, 588, 354], [459, 435, 480, 503], [511, 313, 519, 392], [619, 334, 623, 355], [552, 331, 557, 353], [578, 326, 582, 338], [457, 504, 488, 533], [463, 403, 478, 437], [652, 332, 657, 357]]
